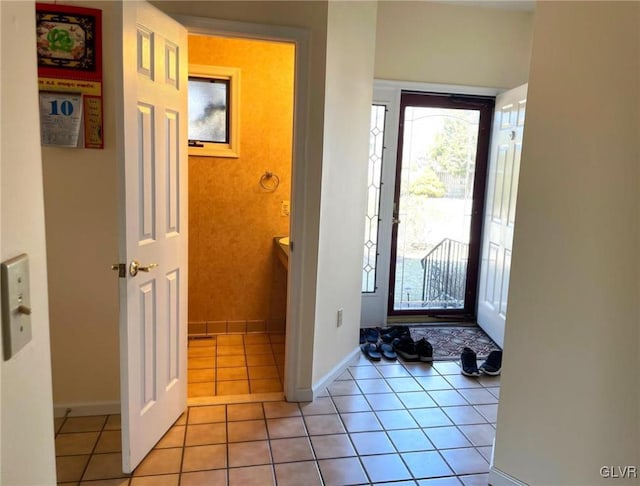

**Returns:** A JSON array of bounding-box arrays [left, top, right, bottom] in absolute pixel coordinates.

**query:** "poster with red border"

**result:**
[[36, 3, 103, 149]]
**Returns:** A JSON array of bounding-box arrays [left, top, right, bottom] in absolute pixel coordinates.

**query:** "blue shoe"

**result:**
[[361, 343, 381, 361], [379, 342, 397, 361], [364, 328, 379, 343], [380, 325, 410, 343]]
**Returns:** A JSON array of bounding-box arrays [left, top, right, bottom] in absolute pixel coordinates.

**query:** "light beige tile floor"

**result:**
[[188, 333, 285, 398], [55, 353, 499, 485]]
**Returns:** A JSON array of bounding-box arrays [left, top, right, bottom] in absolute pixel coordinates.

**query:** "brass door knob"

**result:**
[[129, 260, 158, 277]]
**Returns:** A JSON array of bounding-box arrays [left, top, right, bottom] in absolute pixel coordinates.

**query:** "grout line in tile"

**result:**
[[224, 404, 231, 476], [77, 415, 109, 482], [176, 408, 188, 482]]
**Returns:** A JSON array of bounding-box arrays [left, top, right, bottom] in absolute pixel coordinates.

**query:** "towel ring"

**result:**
[[260, 171, 280, 192]]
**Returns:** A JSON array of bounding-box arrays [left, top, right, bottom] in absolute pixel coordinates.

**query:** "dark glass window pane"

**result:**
[[188, 77, 229, 143]]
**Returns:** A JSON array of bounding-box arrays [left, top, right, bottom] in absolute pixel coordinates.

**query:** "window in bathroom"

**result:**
[[362, 104, 386, 293], [189, 77, 229, 143], [188, 64, 240, 158]]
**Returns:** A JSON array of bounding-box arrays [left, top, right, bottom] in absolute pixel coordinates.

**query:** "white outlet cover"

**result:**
[[1, 254, 32, 360]]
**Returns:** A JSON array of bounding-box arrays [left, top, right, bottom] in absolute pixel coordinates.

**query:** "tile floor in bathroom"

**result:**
[[54, 353, 499, 486], [188, 333, 286, 398]]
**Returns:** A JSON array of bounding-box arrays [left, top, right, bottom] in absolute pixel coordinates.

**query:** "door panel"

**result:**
[[119, 1, 188, 472], [485, 242, 499, 307], [477, 84, 527, 347], [140, 280, 157, 412], [166, 110, 180, 234]]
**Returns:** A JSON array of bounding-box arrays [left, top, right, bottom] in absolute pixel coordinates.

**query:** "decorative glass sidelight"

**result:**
[[362, 104, 386, 293]]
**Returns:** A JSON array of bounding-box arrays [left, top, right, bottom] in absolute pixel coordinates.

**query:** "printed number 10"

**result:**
[[49, 100, 74, 116]]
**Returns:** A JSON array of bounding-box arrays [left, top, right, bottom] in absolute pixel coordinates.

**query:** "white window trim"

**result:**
[[188, 64, 240, 158]]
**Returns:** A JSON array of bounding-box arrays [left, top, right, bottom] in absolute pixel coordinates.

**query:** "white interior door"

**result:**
[[477, 84, 527, 347], [118, 1, 188, 472]]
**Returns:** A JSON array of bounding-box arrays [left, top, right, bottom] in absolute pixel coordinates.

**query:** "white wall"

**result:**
[[1, 2, 57, 484], [312, 1, 377, 383], [492, 2, 640, 484], [375, 1, 533, 89], [42, 1, 120, 411]]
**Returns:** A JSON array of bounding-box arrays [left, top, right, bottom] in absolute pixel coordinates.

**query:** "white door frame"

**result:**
[[361, 80, 501, 327], [173, 15, 311, 401]]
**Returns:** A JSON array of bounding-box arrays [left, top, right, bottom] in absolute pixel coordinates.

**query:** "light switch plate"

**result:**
[[280, 200, 290, 217], [1, 254, 32, 360]]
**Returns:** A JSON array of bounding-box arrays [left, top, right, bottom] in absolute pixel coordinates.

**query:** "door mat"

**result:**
[[408, 325, 501, 361]]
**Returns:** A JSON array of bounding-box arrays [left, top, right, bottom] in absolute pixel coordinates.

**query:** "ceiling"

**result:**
[[432, 0, 536, 11]]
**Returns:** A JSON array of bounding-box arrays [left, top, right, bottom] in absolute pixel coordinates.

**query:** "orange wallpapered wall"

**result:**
[[188, 35, 294, 328]]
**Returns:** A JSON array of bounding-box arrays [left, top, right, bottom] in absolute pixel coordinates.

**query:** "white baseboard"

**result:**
[[310, 346, 360, 400], [489, 467, 529, 486], [53, 348, 360, 413], [54, 401, 120, 418], [289, 387, 313, 402]]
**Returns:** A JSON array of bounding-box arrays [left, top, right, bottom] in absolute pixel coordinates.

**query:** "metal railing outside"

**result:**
[[420, 238, 469, 308]]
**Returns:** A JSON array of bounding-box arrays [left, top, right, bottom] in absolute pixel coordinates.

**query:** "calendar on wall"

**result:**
[[36, 3, 103, 149]]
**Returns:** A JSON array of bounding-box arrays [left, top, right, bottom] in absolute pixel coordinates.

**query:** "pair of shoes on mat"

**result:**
[[359, 327, 433, 363], [393, 336, 433, 362], [380, 325, 410, 343], [362, 326, 409, 345], [461, 347, 502, 377], [360, 326, 410, 362], [360, 341, 396, 361], [360, 327, 397, 361]]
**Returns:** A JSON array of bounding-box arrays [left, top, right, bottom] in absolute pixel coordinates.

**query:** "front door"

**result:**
[[477, 84, 528, 347], [118, 1, 188, 472], [389, 92, 494, 319]]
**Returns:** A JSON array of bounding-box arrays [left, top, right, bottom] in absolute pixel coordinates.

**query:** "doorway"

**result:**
[[388, 92, 494, 319], [185, 33, 295, 400]]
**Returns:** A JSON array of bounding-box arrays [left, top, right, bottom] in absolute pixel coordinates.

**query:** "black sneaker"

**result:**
[[416, 338, 433, 362], [479, 350, 502, 375], [460, 347, 480, 377], [393, 337, 419, 361]]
